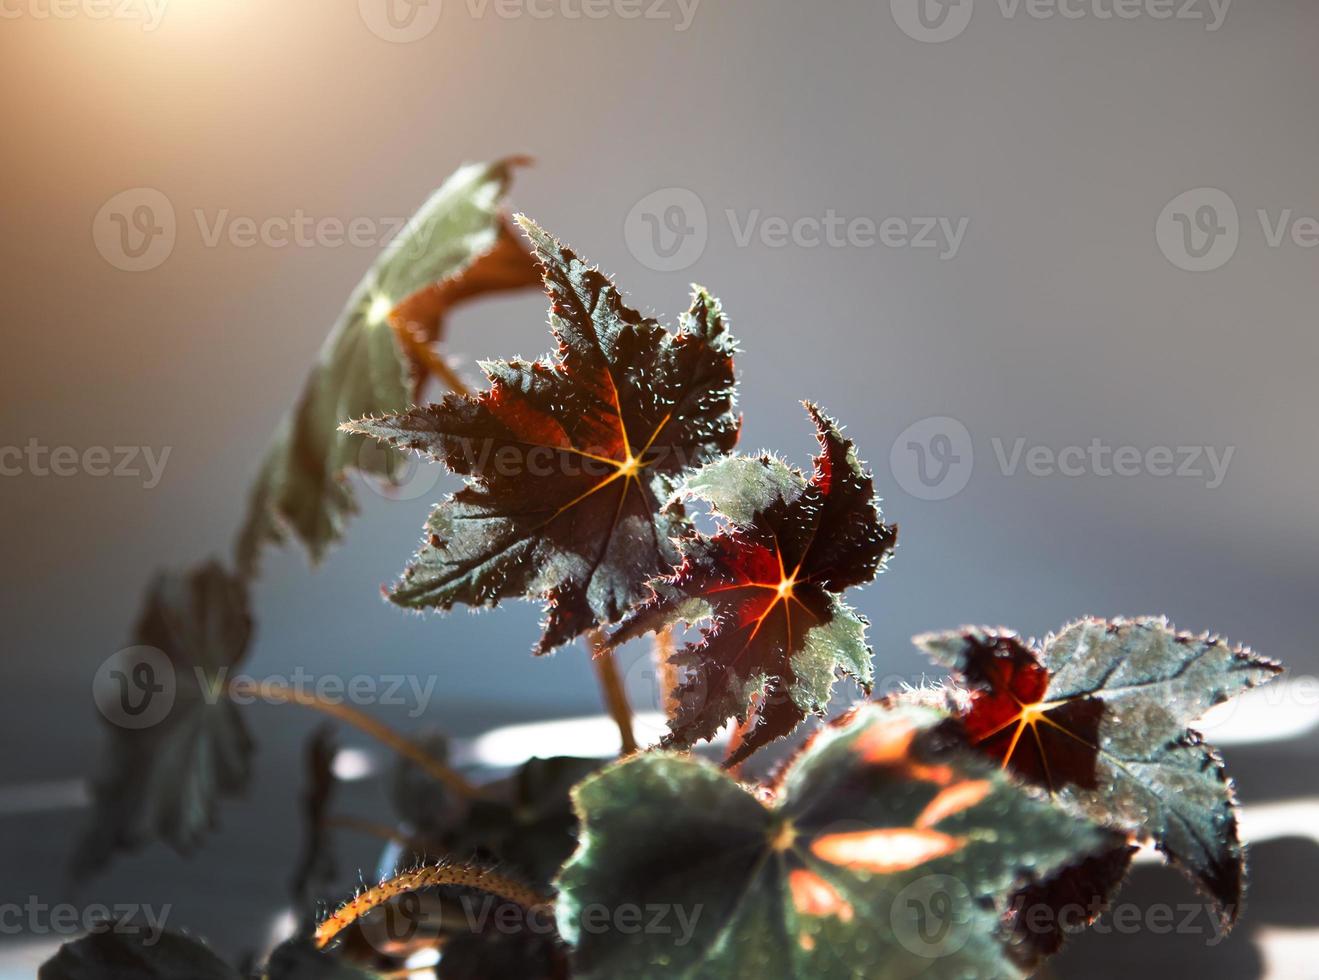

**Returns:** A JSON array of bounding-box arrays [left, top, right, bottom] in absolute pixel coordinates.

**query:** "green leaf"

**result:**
[[915, 618, 1282, 925], [345, 218, 740, 652], [236, 157, 540, 575], [607, 404, 896, 764], [38, 930, 240, 980], [555, 704, 1110, 979], [74, 560, 253, 878]]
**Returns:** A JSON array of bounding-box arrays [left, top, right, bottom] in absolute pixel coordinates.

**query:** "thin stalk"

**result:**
[[390, 315, 471, 398], [587, 629, 638, 755], [654, 625, 679, 719], [228, 680, 482, 800], [315, 862, 549, 949]]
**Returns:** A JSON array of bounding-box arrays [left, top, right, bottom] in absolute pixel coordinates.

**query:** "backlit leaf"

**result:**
[[556, 704, 1109, 979], [916, 618, 1281, 925], [345, 217, 740, 652], [608, 404, 896, 763]]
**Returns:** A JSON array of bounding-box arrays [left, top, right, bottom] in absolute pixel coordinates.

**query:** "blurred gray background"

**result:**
[[2, 0, 1317, 975]]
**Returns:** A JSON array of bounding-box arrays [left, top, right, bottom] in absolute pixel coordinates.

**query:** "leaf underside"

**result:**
[[609, 403, 896, 763], [347, 216, 740, 653], [556, 704, 1109, 980], [916, 617, 1281, 925], [236, 157, 540, 575]]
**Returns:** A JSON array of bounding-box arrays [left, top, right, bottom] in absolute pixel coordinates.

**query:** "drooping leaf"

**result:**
[[236, 158, 541, 575], [345, 217, 740, 652], [38, 929, 240, 980], [555, 704, 1110, 979], [916, 618, 1281, 925], [74, 560, 254, 878], [290, 724, 340, 908], [607, 403, 896, 764]]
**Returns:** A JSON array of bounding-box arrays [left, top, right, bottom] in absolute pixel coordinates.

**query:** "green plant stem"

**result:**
[[588, 629, 638, 755]]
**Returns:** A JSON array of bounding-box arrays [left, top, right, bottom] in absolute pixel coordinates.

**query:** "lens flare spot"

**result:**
[[788, 869, 854, 922], [915, 780, 993, 829], [811, 828, 964, 873]]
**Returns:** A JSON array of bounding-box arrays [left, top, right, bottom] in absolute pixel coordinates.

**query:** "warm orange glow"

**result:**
[[915, 780, 993, 829], [811, 827, 964, 873], [788, 869, 854, 921], [854, 719, 918, 765], [770, 820, 798, 853]]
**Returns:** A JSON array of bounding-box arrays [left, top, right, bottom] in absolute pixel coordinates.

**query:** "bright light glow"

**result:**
[[331, 747, 377, 782], [1256, 926, 1319, 979], [776, 573, 797, 600], [461, 713, 727, 768], [1237, 798, 1319, 848], [367, 293, 394, 326], [1197, 676, 1319, 746], [266, 909, 299, 951], [403, 947, 441, 976], [616, 454, 641, 478], [0, 940, 66, 978], [1134, 796, 1319, 866]]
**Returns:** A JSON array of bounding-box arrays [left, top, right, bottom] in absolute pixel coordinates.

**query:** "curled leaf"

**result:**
[[236, 158, 540, 575]]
